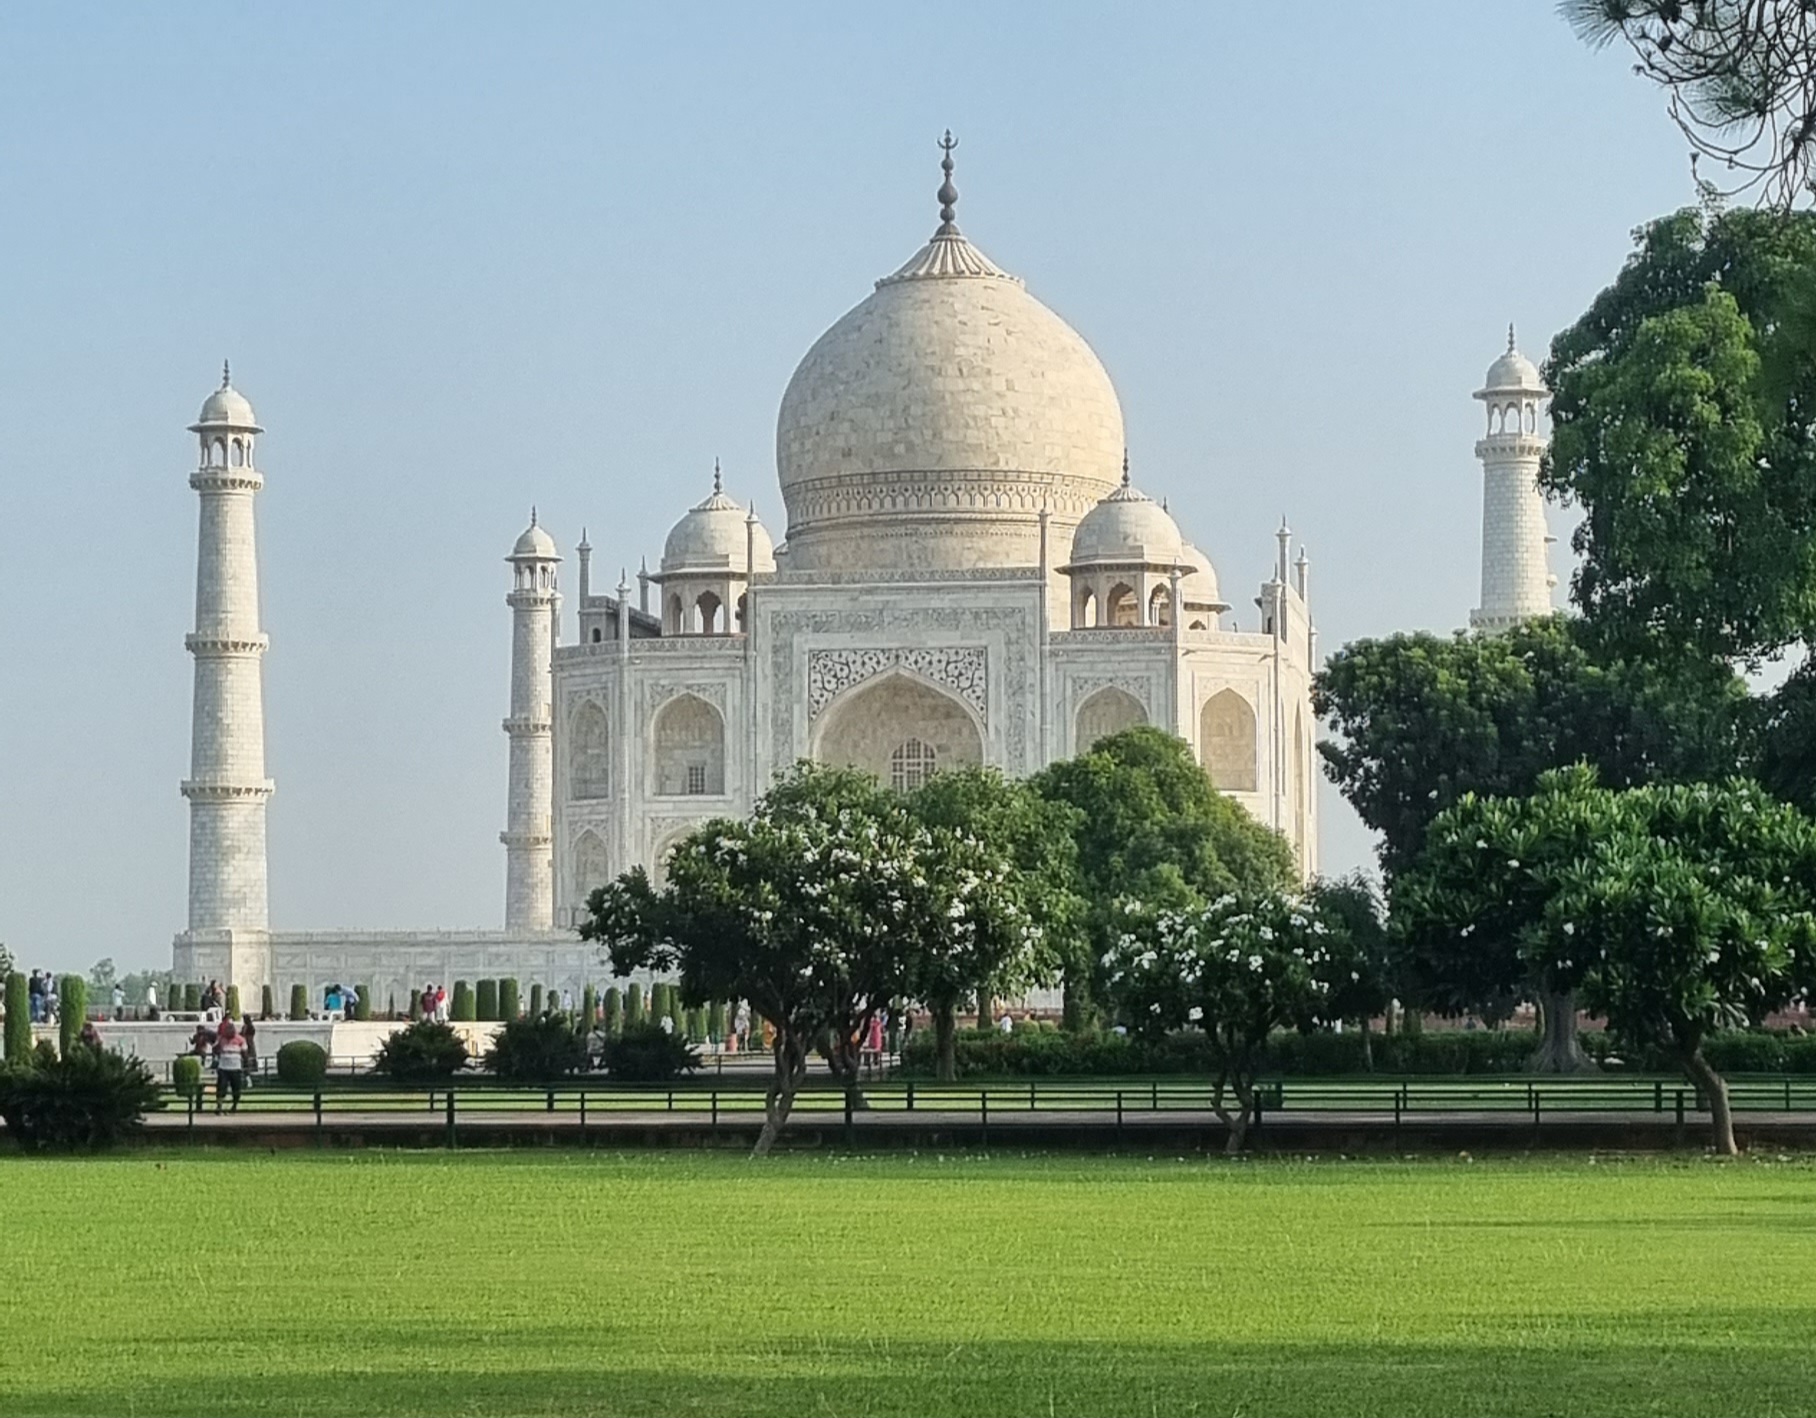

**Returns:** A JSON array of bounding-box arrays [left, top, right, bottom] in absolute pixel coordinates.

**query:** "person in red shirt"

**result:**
[[213, 1018, 247, 1114]]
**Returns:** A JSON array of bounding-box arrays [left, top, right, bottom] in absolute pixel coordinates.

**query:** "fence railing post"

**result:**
[[1029, 1080, 1036, 1112], [579, 1090, 587, 1137], [906, 1081, 915, 1113], [1115, 1089, 1123, 1141], [445, 1086, 457, 1149], [711, 1089, 718, 1133], [546, 1088, 555, 1114], [844, 1091, 854, 1148], [980, 1088, 988, 1148]]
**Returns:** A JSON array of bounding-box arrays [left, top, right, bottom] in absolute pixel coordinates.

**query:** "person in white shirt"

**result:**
[[213, 1018, 247, 1113]]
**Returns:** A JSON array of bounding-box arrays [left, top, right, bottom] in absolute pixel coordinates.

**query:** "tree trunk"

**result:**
[[1359, 1015, 1374, 1073], [828, 1029, 869, 1113], [1681, 1046, 1737, 1156], [754, 1031, 808, 1157], [934, 1000, 958, 1083], [1061, 977, 1088, 1034], [1223, 1075, 1254, 1156], [1527, 989, 1596, 1074], [976, 988, 992, 1030]]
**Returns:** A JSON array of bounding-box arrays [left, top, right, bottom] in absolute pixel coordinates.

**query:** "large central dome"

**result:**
[[775, 144, 1125, 577]]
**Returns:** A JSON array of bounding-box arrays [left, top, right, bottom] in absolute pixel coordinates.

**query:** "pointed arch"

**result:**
[[1074, 686, 1146, 754], [1076, 586, 1098, 628], [1148, 585, 1171, 627], [573, 830, 609, 907], [813, 670, 983, 784], [1106, 583, 1137, 627], [1200, 688, 1257, 792], [651, 693, 725, 796], [695, 589, 723, 634], [570, 702, 610, 799]]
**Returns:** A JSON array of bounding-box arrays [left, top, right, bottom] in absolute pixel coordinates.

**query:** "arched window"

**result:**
[[1075, 686, 1146, 753], [1106, 583, 1137, 627], [696, 590, 722, 635], [229, 439, 244, 468], [890, 737, 938, 791], [570, 702, 610, 799], [652, 694, 725, 795], [736, 593, 748, 632], [667, 594, 684, 635], [1148, 585, 1171, 627], [1200, 688, 1258, 792], [590, 627, 602, 644], [1077, 586, 1098, 628], [573, 830, 609, 909]]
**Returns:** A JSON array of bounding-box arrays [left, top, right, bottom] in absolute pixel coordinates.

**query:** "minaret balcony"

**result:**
[[501, 715, 552, 735], [185, 632, 269, 655], [189, 469, 264, 493], [181, 778, 275, 801]]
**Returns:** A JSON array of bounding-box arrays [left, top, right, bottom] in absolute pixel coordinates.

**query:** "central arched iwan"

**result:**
[[814, 672, 983, 786], [1074, 686, 1146, 753], [651, 693, 725, 796]]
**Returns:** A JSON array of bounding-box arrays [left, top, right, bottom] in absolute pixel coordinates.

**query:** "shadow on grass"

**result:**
[[5, 1323, 1812, 1418]]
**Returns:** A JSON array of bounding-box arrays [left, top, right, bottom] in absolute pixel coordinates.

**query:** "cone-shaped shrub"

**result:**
[[626, 983, 644, 1027], [58, 976, 87, 1056], [261, 985, 275, 1021], [529, 983, 543, 1018], [476, 979, 498, 1022], [224, 985, 241, 1020], [289, 984, 309, 1021], [499, 978, 520, 1021], [582, 984, 597, 1027], [387, 992, 397, 1020], [707, 1000, 727, 1045], [354, 985, 372, 1022], [603, 987, 623, 1037], [182, 983, 200, 1012], [668, 991, 684, 1036], [452, 980, 476, 1022], [408, 989, 422, 1022], [5, 973, 32, 1064]]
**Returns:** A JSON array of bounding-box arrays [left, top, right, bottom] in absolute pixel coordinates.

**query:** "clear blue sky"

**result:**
[[0, 2, 1697, 972]]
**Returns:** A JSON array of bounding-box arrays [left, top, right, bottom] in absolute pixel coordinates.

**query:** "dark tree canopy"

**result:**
[[1314, 615, 1749, 874], [1566, 1, 1816, 207], [1543, 206, 1816, 663]]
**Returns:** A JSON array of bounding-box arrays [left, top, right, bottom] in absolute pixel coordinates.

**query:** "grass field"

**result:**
[[2, 1151, 1813, 1417]]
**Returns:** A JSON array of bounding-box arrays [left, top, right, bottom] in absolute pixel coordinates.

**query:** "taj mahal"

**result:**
[[171, 139, 1550, 1000]]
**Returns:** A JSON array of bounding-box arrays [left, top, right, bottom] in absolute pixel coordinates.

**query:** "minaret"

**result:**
[[502, 511, 560, 930], [179, 364, 274, 983], [1470, 327, 1554, 630]]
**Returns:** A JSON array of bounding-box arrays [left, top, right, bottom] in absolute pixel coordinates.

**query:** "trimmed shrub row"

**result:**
[[898, 1026, 1816, 1079]]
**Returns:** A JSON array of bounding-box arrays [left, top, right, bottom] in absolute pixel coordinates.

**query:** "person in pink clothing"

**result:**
[[213, 1018, 247, 1113]]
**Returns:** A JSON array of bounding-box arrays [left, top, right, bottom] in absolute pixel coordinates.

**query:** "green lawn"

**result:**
[[2, 1151, 1813, 1417]]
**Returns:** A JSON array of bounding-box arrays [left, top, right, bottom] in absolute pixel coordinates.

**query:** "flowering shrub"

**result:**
[[1104, 889, 1354, 1151]]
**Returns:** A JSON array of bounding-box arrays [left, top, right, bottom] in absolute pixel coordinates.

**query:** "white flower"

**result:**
[[1187, 1006, 1203, 1022], [1562, 922, 1575, 936], [1507, 859, 1521, 870], [1247, 954, 1264, 972]]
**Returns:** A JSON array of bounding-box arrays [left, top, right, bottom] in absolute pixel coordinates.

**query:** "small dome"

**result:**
[[662, 471, 776, 576], [1178, 542, 1223, 610], [1479, 328, 1545, 394], [190, 365, 261, 432], [1067, 476, 1183, 567], [510, 515, 559, 561]]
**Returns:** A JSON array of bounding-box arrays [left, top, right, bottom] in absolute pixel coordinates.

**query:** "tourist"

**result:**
[[78, 1020, 103, 1051], [191, 1022, 214, 1057], [659, 1011, 675, 1036], [145, 980, 158, 1014], [734, 1002, 751, 1052], [997, 1009, 1014, 1036], [560, 988, 574, 1015], [27, 971, 44, 1024], [213, 1018, 246, 1113], [203, 979, 224, 1013], [111, 982, 125, 1020], [240, 1014, 259, 1083], [45, 979, 58, 1024]]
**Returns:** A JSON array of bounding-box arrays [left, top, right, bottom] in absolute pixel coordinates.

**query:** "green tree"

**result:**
[[1543, 206, 1816, 665], [906, 767, 1077, 1078], [1397, 768, 1816, 1153], [87, 958, 116, 993], [1305, 873, 1394, 1070], [1034, 726, 1294, 1017], [485, 1014, 587, 1082], [586, 763, 1026, 1153], [1315, 616, 1748, 874], [1104, 889, 1355, 1154]]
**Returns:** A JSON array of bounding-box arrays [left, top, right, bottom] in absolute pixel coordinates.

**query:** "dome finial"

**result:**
[[530, 505, 538, 527], [713, 457, 723, 495], [936, 130, 960, 235], [1121, 448, 1130, 488], [1507, 323, 1517, 354], [221, 359, 231, 390]]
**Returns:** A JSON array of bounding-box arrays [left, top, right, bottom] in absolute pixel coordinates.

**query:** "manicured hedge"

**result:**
[[3, 974, 28, 1065], [170, 1055, 203, 1102], [275, 1041, 329, 1087], [603, 987, 623, 1037], [59, 975, 87, 1057], [499, 978, 520, 1021], [289, 984, 309, 1021], [581, 984, 597, 1027], [476, 980, 499, 1023], [451, 981, 476, 1022], [225, 985, 241, 1020], [261, 985, 275, 1021], [898, 1025, 1816, 1079]]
